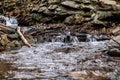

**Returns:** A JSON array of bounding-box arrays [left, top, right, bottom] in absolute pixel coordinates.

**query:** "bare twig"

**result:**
[[17, 27, 31, 48]]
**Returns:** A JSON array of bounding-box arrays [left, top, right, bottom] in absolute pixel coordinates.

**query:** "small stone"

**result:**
[[43, 9, 55, 15], [31, 5, 40, 12], [74, 14, 85, 24], [61, 1, 80, 9], [48, 0, 61, 4], [81, 4, 94, 11], [48, 5, 58, 10], [7, 33, 19, 39], [99, 0, 117, 5], [64, 15, 75, 24], [83, 0, 91, 4], [64, 14, 85, 24], [38, 7, 47, 13], [9, 40, 21, 47], [55, 6, 68, 15]]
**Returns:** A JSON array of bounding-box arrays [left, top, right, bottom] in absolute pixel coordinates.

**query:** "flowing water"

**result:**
[[0, 15, 120, 80], [0, 15, 18, 28], [0, 41, 120, 80]]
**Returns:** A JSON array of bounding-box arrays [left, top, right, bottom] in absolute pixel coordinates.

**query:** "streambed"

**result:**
[[0, 41, 119, 80], [0, 9, 120, 80]]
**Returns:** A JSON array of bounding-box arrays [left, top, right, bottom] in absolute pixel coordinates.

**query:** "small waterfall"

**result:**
[[52, 33, 64, 42], [63, 28, 71, 43], [0, 15, 18, 28], [52, 29, 79, 43], [63, 28, 79, 43], [72, 36, 79, 43], [86, 34, 97, 42]]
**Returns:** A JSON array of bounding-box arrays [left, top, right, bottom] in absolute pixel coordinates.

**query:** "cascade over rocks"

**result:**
[[0, 0, 120, 26]]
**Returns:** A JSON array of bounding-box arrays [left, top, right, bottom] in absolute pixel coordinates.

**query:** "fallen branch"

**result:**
[[17, 27, 31, 48], [107, 35, 120, 46]]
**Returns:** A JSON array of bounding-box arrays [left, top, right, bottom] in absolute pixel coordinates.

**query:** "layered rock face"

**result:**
[[0, 0, 120, 25]]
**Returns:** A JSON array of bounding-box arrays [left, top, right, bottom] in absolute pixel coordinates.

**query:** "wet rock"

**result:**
[[110, 35, 120, 44], [31, 5, 40, 12], [0, 46, 5, 51], [38, 6, 47, 13], [48, 5, 58, 10], [91, 20, 105, 27], [26, 36, 36, 45], [111, 27, 120, 35], [31, 14, 43, 21], [65, 70, 108, 80], [74, 14, 86, 24], [81, 4, 94, 11], [0, 24, 35, 51], [55, 6, 68, 15], [6, 40, 22, 50], [63, 35, 72, 43], [0, 30, 22, 51], [7, 33, 19, 39], [64, 15, 75, 24], [105, 48, 120, 57], [75, 34, 87, 41], [48, 0, 61, 4], [61, 1, 80, 9], [74, 0, 84, 3], [96, 35, 110, 41], [99, 0, 117, 5], [64, 14, 85, 24], [83, 0, 91, 4]]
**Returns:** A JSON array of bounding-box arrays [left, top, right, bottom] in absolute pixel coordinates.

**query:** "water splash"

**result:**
[[0, 15, 18, 28], [72, 36, 79, 43], [86, 34, 97, 42], [52, 29, 79, 43]]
